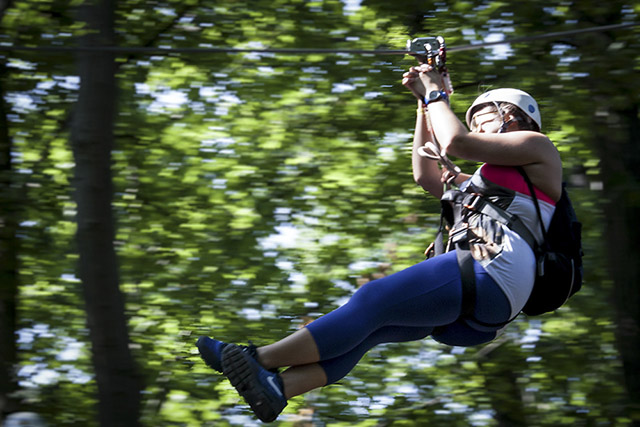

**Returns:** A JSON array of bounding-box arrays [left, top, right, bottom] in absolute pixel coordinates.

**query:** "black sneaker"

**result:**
[[196, 336, 228, 373], [221, 344, 287, 423], [196, 337, 262, 374]]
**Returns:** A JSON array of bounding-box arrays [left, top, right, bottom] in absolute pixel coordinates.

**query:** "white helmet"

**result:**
[[465, 88, 541, 131]]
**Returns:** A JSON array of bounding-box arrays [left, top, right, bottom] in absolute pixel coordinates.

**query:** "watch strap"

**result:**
[[423, 90, 449, 106]]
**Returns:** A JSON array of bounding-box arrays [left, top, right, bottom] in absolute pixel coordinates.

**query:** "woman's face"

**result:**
[[470, 105, 503, 133]]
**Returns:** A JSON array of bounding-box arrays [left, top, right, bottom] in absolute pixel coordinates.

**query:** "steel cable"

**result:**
[[0, 22, 636, 56]]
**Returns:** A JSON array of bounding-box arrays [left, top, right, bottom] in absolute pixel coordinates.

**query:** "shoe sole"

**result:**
[[222, 345, 286, 423]]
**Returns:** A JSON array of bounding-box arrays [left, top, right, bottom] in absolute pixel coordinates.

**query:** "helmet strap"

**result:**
[[492, 101, 518, 133]]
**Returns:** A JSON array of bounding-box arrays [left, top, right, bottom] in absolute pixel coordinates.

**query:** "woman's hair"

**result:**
[[471, 101, 540, 132], [497, 102, 540, 132]]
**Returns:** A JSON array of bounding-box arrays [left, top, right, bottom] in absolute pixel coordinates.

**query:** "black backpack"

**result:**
[[517, 167, 583, 316]]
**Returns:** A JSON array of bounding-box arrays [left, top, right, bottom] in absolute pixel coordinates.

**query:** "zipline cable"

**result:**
[[448, 21, 638, 52], [0, 21, 636, 56]]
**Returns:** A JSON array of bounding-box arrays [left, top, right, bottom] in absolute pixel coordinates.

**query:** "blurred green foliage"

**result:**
[[1, 0, 638, 425]]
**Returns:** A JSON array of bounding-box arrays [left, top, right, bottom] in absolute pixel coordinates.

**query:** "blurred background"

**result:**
[[0, 0, 638, 425]]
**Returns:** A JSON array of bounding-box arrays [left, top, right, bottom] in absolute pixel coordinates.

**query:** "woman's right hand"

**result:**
[[402, 66, 426, 101], [441, 168, 458, 184]]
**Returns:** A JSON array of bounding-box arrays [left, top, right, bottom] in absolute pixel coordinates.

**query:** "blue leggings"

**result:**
[[305, 250, 512, 384]]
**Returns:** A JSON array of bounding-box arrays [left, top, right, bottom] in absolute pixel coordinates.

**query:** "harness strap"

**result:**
[[516, 166, 548, 245], [456, 244, 476, 318], [455, 240, 521, 327], [457, 244, 522, 327]]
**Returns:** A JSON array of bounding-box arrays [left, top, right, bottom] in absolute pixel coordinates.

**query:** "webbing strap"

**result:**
[[516, 167, 548, 245], [456, 245, 476, 318]]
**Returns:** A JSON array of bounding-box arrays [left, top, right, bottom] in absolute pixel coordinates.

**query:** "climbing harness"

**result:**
[[428, 175, 530, 324], [437, 184, 535, 322]]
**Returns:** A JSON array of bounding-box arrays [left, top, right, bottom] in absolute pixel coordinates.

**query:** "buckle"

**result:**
[[463, 193, 484, 211], [449, 223, 470, 244]]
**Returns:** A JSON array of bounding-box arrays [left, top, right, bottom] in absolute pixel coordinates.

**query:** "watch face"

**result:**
[[429, 91, 441, 101]]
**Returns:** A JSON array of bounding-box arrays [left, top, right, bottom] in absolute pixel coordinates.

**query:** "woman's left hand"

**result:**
[[417, 64, 445, 93]]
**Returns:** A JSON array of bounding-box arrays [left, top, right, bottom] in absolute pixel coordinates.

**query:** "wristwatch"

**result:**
[[424, 90, 448, 106]]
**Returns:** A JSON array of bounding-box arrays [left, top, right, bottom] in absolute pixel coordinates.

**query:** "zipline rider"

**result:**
[[195, 63, 564, 424]]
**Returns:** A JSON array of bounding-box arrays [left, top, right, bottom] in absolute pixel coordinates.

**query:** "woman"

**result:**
[[196, 65, 562, 423]]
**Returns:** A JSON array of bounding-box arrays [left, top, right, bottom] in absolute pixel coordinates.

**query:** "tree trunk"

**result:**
[[0, 47, 19, 422], [598, 104, 640, 425], [70, 0, 142, 425]]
